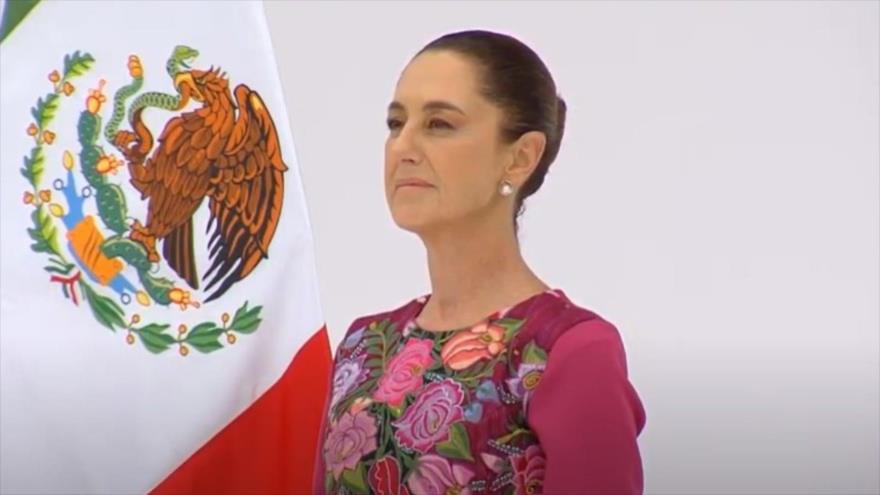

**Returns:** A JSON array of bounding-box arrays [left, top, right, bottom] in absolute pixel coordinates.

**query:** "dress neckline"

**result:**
[[409, 288, 563, 334]]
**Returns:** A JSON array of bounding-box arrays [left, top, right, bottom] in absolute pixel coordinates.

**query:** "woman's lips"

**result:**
[[395, 180, 434, 190]]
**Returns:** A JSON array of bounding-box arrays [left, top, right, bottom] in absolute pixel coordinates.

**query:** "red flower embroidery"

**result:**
[[369, 456, 410, 495], [511, 444, 546, 495]]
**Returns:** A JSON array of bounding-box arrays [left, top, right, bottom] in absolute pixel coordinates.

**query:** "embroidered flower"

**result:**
[[463, 401, 483, 423], [407, 454, 475, 495], [373, 338, 434, 407], [368, 456, 410, 495], [511, 444, 546, 495], [323, 409, 378, 479], [440, 321, 507, 370], [475, 379, 500, 403], [480, 452, 506, 474], [350, 396, 374, 414], [393, 379, 465, 453], [505, 362, 546, 411], [342, 326, 366, 350], [330, 353, 368, 410], [402, 317, 418, 338]]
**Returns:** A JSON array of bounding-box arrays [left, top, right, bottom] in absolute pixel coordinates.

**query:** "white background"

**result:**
[[264, 1, 879, 494]]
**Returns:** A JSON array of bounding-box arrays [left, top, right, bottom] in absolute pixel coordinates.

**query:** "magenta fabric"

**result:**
[[528, 319, 646, 494], [312, 289, 646, 494]]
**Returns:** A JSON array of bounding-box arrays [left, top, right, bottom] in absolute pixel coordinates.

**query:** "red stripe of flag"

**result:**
[[151, 326, 332, 495]]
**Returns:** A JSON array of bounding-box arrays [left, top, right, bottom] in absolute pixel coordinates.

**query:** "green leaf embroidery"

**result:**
[[522, 341, 548, 364], [340, 462, 368, 494], [387, 329, 402, 346], [494, 317, 523, 328], [399, 451, 416, 471], [435, 422, 473, 462], [388, 403, 404, 418], [454, 360, 487, 379], [377, 407, 392, 458], [364, 357, 384, 370], [368, 319, 391, 335], [496, 317, 526, 341], [324, 470, 334, 494], [362, 334, 382, 348], [495, 427, 536, 445]]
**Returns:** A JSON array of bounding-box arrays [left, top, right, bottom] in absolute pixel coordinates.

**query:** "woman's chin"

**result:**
[[391, 214, 428, 233], [389, 207, 437, 234]]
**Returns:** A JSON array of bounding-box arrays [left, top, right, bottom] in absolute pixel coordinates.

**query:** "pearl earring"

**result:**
[[499, 180, 514, 197]]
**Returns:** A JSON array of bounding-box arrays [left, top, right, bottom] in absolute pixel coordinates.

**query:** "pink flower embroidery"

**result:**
[[440, 321, 506, 370], [511, 444, 546, 495], [393, 379, 465, 453], [372, 338, 435, 407], [323, 409, 378, 480], [407, 454, 475, 495]]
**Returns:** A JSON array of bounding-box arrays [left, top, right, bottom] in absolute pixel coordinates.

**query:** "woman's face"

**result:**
[[384, 50, 513, 235]]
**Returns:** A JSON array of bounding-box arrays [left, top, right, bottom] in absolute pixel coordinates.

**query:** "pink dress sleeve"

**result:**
[[528, 319, 647, 495]]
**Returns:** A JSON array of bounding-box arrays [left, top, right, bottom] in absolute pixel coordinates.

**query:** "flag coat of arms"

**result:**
[[0, 1, 332, 493]]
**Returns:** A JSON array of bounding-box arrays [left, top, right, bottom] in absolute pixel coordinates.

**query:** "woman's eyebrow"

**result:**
[[387, 100, 465, 115]]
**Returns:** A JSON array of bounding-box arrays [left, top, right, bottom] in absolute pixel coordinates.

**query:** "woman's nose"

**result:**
[[389, 122, 421, 161]]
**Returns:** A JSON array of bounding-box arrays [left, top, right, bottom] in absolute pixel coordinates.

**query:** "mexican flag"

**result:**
[[0, 1, 332, 493]]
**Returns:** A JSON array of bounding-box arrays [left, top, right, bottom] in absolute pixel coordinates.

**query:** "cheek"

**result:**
[[383, 142, 395, 194], [438, 144, 497, 208], [383, 140, 392, 177]]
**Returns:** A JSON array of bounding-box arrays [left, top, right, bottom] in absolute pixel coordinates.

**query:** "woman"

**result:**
[[312, 30, 646, 495]]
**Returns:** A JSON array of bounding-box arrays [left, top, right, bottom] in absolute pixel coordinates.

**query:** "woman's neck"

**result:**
[[416, 216, 549, 330]]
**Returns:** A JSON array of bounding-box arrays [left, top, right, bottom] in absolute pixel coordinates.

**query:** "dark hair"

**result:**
[[416, 30, 567, 236]]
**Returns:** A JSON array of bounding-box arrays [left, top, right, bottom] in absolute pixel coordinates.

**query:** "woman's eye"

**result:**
[[428, 118, 452, 130], [386, 118, 452, 131]]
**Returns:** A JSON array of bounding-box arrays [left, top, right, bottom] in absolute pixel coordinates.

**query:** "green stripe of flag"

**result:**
[[1, 0, 41, 44]]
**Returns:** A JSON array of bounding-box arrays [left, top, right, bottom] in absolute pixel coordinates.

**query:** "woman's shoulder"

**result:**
[[512, 289, 626, 358]]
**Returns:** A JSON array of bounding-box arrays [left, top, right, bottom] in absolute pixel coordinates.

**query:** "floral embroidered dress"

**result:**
[[312, 289, 646, 495]]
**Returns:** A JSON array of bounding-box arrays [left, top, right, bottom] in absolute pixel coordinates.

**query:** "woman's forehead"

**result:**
[[392, 51, 483, 112]]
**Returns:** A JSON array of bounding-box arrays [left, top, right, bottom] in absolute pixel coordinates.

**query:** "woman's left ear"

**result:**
[[504, 131, 547, 185]]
